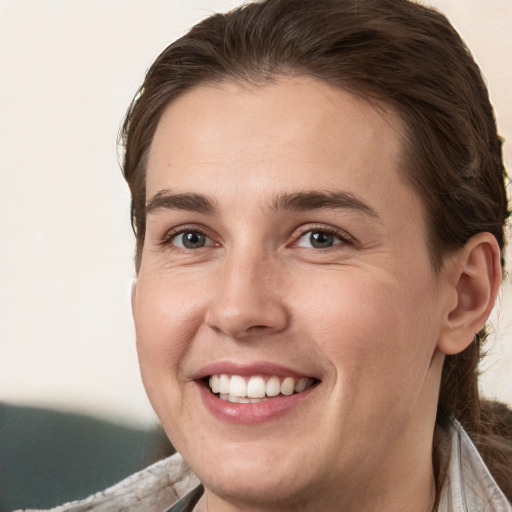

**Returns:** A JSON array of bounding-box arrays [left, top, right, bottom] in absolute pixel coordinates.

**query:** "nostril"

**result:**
[[205, 295, 290, 339], [242, 325, 280, 338]]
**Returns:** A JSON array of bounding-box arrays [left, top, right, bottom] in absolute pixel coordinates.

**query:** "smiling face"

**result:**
[[133, 77, 453, 511]]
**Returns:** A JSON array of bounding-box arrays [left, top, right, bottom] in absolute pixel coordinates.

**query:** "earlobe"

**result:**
[[437, 233, 501, 355]]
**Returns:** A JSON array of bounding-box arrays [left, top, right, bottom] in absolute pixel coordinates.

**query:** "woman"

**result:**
[[27, 0, 512, 510]]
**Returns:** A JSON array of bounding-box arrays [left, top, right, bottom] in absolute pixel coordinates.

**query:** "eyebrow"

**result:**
[[271, 191, 381, 219], [145, 189, 380, 220], [146, 190, 216, 215]]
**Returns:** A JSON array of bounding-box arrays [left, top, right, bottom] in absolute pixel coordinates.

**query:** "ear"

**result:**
[[437, 232, 502, 355], [131, 279, 138, 319]]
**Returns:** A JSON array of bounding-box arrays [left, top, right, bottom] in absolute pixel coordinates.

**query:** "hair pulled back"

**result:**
[[121, 0, 511, 497]]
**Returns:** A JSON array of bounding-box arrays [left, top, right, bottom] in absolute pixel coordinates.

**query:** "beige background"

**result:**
[[1, 0, 511, 428]]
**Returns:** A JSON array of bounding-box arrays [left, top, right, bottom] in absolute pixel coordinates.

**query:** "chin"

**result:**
[[198, 463, 319, 510], [181, 435, 329, 509]]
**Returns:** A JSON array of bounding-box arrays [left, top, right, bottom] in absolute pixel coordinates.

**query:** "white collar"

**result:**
[[438, 420, 511, 511]]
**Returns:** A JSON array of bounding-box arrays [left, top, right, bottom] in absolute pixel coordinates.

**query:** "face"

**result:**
[[133, 77, 451, 510]]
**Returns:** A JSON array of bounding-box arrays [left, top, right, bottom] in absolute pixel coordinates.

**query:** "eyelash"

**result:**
[[159, 225, 355, 250], [160, 226, 213, 248], [292, 225, 355, 249]]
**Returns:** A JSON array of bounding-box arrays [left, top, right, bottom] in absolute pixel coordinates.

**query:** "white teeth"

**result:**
[[219, 374, 230, 394], [294, 377, 308, 393], [229, 375, 247, 397], [208, 373, 316, 401], [280, 377, 295, 396], [228, 395, 252, 403], [209, 375, 220, 393], [265, 376, 281, 397], [247, 376, 266, 398], [226, 395, 268, 403]]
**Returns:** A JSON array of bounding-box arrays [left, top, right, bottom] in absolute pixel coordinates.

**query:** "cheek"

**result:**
[[296, 268, 439, 387], [133, 273, 210, 441], [133, 272, 205, 383]]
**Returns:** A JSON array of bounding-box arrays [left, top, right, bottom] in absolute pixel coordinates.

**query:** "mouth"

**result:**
[[206, 374, 318, 403]]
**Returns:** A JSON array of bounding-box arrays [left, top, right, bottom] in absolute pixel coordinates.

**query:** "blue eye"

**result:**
[[296, 230, 342, 249], [172, 231, 210, 249]]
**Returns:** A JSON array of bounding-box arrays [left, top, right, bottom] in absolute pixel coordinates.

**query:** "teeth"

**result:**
[[228, 395, 250, 403], [210, 375, 220, 393], [280, 377, 295, 396], [219, 374, 230, 394], [247, 376, 266, 398], [266, 376, 281, 397], [294, 377, 308, 393], [229, 375, 247, 397], [208, 374, 315, 401]]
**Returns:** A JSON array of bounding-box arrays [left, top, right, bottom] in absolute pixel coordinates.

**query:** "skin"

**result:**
[[132, 77, 500, 511]]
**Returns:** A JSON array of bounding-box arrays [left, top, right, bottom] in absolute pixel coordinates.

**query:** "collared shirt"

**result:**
[[21, 421, 511, 512], [438, 421, 511, 512]]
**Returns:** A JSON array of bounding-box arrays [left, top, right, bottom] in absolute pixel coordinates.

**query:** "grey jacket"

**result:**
[[20, 421, 511, 512]]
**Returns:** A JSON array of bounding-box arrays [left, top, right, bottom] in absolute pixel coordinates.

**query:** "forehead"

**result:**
[[146, 77, 419, 222]]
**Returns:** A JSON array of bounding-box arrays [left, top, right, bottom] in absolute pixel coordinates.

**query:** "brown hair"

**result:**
[[121, 0, 511, 497]]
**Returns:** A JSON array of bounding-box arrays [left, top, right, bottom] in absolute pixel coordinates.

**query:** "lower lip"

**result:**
[[197, 382, 317, 424]]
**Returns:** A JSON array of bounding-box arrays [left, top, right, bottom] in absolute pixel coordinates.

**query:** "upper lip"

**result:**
[[193, 360, 319, 381]]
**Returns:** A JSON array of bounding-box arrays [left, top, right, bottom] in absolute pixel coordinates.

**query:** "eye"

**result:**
[[295, 229, 346, 249], [171, 230, 212, 249]]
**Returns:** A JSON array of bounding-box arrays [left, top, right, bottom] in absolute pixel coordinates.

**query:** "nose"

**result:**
[[205, 251, 290, 340]]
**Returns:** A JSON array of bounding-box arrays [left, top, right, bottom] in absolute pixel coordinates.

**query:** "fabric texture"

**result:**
[[19, 454, 199, 512], [438, 422, 512, 511], [19, 421, 511, 512], [165, 485, 203, 512]]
